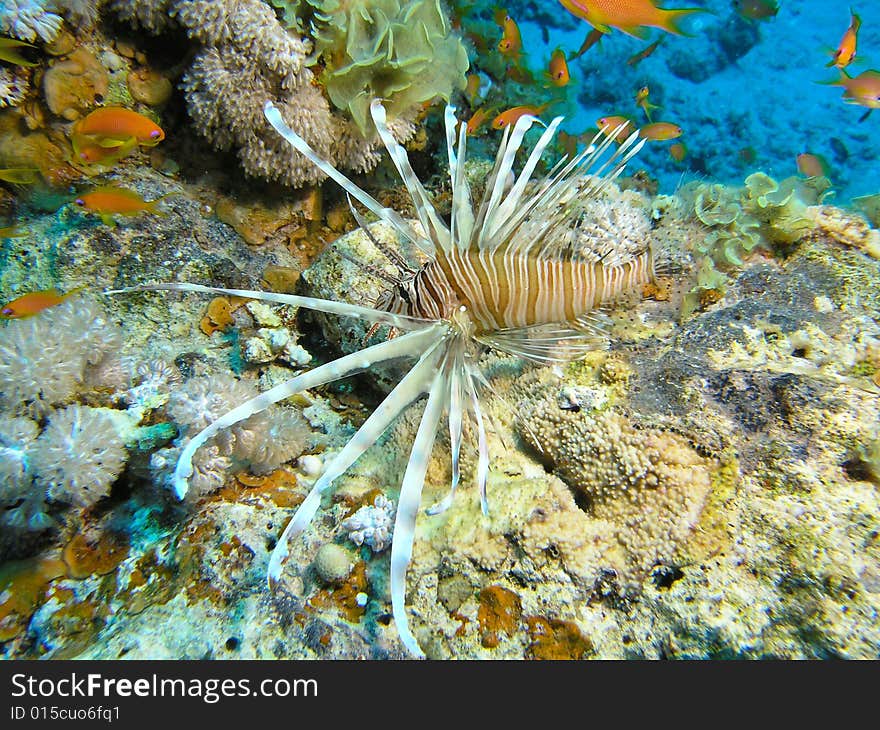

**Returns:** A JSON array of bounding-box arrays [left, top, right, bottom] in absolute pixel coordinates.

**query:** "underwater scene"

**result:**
[[0, 0, 879, 661]]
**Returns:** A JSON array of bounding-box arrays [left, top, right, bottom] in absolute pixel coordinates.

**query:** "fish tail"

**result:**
[[661, 8, 707, 37]]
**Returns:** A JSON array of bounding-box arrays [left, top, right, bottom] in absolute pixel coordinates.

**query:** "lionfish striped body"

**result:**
[[391, 246, 654, 333], [119, 100, 652, 657]]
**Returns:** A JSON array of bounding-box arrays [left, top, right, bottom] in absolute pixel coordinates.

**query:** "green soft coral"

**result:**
[[273, 0, 469, 135]]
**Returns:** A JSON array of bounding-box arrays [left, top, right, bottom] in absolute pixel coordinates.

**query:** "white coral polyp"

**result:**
[[31, 406, 127, 508], [0, 0, 63, 42]]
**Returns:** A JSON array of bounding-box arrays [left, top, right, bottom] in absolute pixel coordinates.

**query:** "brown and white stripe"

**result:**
[[388, 247, 654, 335]]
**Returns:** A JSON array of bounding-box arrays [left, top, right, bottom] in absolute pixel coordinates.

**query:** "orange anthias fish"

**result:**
[[0, 36, 38, 67], [827, 11, 861, 69], [0, 168, 40, 184], [639, 122, 682, 140], [558, 0, 706, 38], [74, 187, 168, 226], [635, 86, 659, 121], [466, 107, 494, 135], [734, 0, 779, 21], [825, 69, 880, 111], [465, 74, 482, 104], [497, 14, 523, 64], [492, 103, 553, 130], [72, 136, 139, 173], [569, 28, 604, 61], [796, 153, 831, 178], [597, 114, 636, 142], [669, 142, 687, 162], [1, 288, 82, 319], [545, 49, 571, 87], [626, 38, 662, 66], [73, 107, 165, 146]]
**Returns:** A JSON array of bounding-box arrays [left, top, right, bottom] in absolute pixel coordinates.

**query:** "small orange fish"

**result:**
[[558, 0, 705, 39], [71, 135, 138, 172], [465, 74, 482, 104], [669, 142, 687, 162], [796, 153, 831, 178], [824, 69, 880, 110], [0, 168, 40, 184], [597, 115, 636, 142], [73, 107, 165, 146], [466, 107, 494, 136], [492, 103, 552, 130], [74, 186, 168, 226], [738, 146, 757, 164], [827, 12, 861, 70], [497, 14, 523, 64], [545, 49, 571, 87], [634, 86, 659, 121], [0, 288, 82, 319], [569, 28, 604, 61], [734, 0, 779, 21], [0, 36, 37, 67], [626, 38, 662, 67], [639, 122, 682, 140]]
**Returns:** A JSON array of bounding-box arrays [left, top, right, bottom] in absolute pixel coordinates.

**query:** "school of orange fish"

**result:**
[[0, 0, 878, 318]]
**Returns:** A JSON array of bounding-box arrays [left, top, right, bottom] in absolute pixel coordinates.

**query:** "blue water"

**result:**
[[475, 0, 878, 203]]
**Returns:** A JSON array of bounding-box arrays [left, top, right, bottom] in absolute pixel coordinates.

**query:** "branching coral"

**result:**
[[109, 0, 460, 185], [0, 0, 63, 42], [341, 494, 394, 552], [30, 405, 127, 508]]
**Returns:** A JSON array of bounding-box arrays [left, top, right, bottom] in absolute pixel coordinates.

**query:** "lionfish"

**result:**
[[118, 100, 653, 657]]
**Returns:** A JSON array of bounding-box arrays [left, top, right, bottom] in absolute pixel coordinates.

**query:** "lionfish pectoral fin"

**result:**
[[426, 355, 465, 516], [173, 324, 445, 502], [104, 282, 430, 331], [268, 324, 448, 583], [263, 102, 431, 258], [390, 352, 452, 659], [464, 362, 490, 516]]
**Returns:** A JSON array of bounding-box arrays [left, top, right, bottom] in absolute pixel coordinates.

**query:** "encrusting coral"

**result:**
[[108, 0, 467, 186], [517, 382, 717, 590]]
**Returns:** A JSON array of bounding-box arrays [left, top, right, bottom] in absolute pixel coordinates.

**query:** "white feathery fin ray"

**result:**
[[487, 115, 564, 245], [171, 324, 446, 501], [268, 326, 448, 582], [104, 282, 431, 331], [370, 100, 451, 254], [390, 350, 451, 658], [263, 101, 433, 258], [426, 353, 464, 516], [445, 106, 474, 250], [476, 112, 537, 249]]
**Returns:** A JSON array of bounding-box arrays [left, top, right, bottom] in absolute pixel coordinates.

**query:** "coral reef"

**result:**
[[277, 0, 468, 135], [30, 405, 127, 508], [106, 0, 466, 185], [0, 296, 122, 416], [517, 380, 718, 591], [0, 0, 63, 43]]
